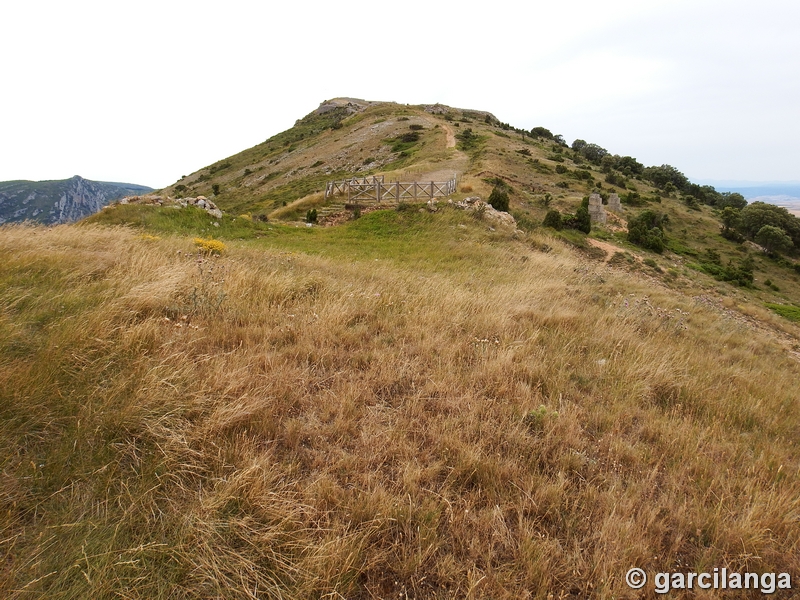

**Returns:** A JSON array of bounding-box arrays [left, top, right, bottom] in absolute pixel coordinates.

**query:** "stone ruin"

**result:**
[[111, 194, 223, 219], [449, 196, 518, 228], [588, 193, 606, 224], [607, 193, 622, 213]]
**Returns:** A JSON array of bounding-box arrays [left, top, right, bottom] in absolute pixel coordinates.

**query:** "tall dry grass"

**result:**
[[1, 223, 798, 598]]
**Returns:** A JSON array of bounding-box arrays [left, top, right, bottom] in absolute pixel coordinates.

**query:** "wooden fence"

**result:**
[[325, 175, 457, 203]]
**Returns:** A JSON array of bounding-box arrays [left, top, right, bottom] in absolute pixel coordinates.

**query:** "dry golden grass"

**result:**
[[1, 222, 799, 598]]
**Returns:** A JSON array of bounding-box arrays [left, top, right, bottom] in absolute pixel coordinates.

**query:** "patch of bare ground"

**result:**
[[587, 238, 625, 262]]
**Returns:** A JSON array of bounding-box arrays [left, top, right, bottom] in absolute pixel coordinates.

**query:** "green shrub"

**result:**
[[721, 227, 745, 243], [604, 172, 626, 187], [560, 198, 591, 234], [524, 405, 558, 432], [643, 258, 662, 272], [305, 208, 318, 224], [531, 127, 554, 139], [755, 225, 793, 255], [766, 303, 800, 322], [399, 131, 420, 143], [628, 210, 667, 253], [576, 206, 591, 233], [488, 187, 510, 212], [724, 256, 754, 286], [512, 211, 538, 232], [684, 195, 701, 211], [555, 164, 568, 174], [543, 210, 563, 230], [718, 192, 747, 210], [622, 191, 643, 206], [737, 202, 800, 247], [456, 128, 482, 152]]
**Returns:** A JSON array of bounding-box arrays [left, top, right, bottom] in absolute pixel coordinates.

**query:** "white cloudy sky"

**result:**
[[2, 0, 799, 189]]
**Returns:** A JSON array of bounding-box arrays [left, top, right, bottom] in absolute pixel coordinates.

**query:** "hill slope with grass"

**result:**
[[3, 98, 800, 598]]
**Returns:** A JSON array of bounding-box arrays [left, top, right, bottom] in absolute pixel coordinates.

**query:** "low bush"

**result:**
[[543, 210, 563, 230], [766, 303, 800, 322], [488, 187, 510, 212], [628, 210, 667, 253], [604, 172, 626, 188], [193, 237, 226, 255]]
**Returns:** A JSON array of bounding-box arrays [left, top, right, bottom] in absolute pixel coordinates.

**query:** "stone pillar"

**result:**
[[588, 193, 607, 224], [607, 193, 622, 213]]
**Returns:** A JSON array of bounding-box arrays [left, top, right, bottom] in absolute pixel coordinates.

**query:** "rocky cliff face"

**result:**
[[0, 175, 153, 225]]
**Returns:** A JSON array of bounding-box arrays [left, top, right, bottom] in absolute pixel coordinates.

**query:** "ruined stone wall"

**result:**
[[588, 192, 606, 224]]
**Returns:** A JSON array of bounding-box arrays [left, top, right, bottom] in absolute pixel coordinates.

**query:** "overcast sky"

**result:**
[[2, 0, 799, 189]]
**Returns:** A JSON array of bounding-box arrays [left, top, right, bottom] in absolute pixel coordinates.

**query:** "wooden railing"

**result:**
[[325, 175, 457, 203]]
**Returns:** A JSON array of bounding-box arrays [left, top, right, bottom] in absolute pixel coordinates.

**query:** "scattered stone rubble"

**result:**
[[448, 196, 517, 228], [110, 194, 223, 219]]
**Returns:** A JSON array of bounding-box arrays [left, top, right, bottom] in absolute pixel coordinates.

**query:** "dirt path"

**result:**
[[587, 238, 625, 262], [406, 116, 467, 183], [440, 121, 457, 149]]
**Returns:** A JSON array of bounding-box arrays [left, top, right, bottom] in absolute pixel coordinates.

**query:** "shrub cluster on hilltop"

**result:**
[[721, 201, 800, 256]]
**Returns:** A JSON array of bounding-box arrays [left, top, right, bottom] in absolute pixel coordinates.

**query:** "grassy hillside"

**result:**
[[2, 210, 800, 598], [4, 98, 800, 598], [97, 98, 800, 318]]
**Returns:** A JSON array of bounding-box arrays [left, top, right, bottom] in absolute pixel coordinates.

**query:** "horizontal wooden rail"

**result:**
[[325, 175, 457, 203]]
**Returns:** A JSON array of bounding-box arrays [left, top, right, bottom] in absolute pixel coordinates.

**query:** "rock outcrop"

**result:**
[[0, 175, 152, 225], [112, 194, 223, 219], [450, 196, 517, 227]]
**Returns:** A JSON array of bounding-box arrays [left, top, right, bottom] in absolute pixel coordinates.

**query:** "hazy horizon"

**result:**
[[2, 1, 799, 189]]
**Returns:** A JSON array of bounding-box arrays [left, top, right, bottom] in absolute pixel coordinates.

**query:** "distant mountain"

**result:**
[[0, 176, 153, 225], [696, 180, 800, 200]]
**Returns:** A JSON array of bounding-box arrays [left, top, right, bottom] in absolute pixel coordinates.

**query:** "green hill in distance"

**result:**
[[4, 98, 800, 598]]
